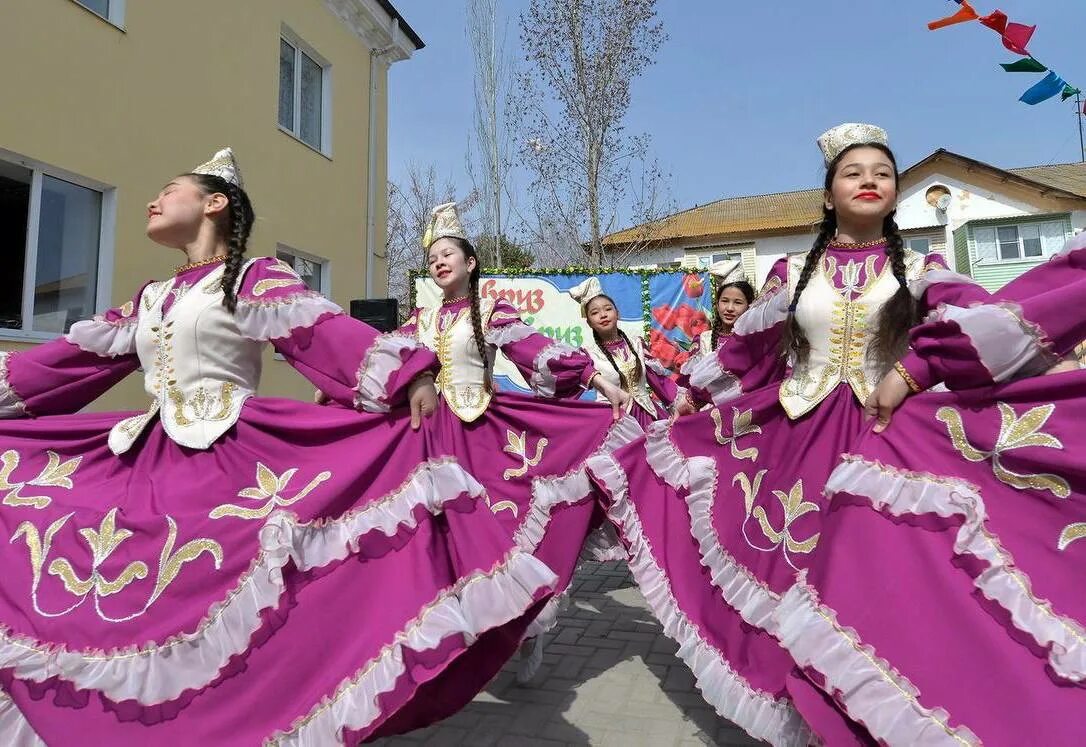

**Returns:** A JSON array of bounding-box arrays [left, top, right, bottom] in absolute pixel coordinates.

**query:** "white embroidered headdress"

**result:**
[[568, 277, 605, 318], [422, 202, 468, 249], [191, 147, 243, 188], [817, 123, 889, 164]]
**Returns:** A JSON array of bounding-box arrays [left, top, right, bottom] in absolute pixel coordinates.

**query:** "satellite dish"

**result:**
[[935, 193, 952, 212]]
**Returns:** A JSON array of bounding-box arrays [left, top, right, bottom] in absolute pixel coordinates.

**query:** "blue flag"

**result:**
[[1020, 71, 1066, 105]]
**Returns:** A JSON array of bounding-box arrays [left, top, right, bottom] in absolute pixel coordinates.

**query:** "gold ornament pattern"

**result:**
[[502, 430, 549, 480], [1058, 523, 1086, 551], [710, 407, 761, 461], [0, 450, 82, 510], [937, 403, 1070, 499], [13, 508, 223, 623], [736, 471, 821, 570], [210, 463, 332, 520]]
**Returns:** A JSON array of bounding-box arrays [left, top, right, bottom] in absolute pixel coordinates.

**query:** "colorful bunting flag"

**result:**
[[928, 3, 1078, 108], [928, 0, 978, 30], [1020, 71, 1066, 105], [1000, 58, 1047, 73]]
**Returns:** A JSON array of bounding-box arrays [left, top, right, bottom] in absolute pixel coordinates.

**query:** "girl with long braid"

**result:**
[[396, 203, 638, 681], [678, 259, 754, 396], [587, 124, 1002, 746], [568, 277, 688, 429], [0, 150, 564, 744]]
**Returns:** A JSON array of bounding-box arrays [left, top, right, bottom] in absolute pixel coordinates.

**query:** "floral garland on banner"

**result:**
[[929, 1, 1082, 109]]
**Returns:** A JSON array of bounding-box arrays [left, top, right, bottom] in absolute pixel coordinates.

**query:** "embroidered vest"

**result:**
[[779, 250, 926, 419], [586, 336, 658, 416], [108, 259, 263, 454], [416, 299, 497, 423]]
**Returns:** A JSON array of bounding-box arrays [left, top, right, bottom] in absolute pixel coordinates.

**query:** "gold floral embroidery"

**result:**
[[12, 508, 223, 623], [1058, 523, 1086, 551], [168, 281, 193, 304], [483, 494, 519, 518], [709, 407, 761, 461], [118, 300, 135, 318], [502, 430, 549, 480], [252, 278, 303, 297], [736, 471, 821, 570], [0, 450, 82, 510], [210, 463, 332, 520], [169, 382, 237, 427], [937, 403, 1070, 498]]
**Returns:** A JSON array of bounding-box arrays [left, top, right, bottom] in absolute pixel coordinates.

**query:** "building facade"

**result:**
[[0, 0, 421, 409]]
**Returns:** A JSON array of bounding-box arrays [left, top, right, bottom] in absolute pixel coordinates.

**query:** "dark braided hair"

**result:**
[[185, 173, 255, 313], [587, 294, 642, 390], [780, 142, 916, 369], [443, 237, 493, 393], [710, 281, 755, 350]]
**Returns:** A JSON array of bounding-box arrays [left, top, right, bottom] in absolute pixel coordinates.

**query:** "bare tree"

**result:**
[[384, 164, 475, 318], [466, 0, 514, 267], [513, 0, 666, 267], [610, 147, 677, 267]]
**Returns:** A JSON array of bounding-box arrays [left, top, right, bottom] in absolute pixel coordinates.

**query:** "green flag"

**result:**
[[1061, 84, 1082, 101], [1000, 58, 1047, 73]]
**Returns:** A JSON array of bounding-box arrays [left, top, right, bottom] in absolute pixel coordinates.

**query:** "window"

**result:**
[[70, 0, 124, 27], [908, 238, 930, 255], [0, 158, 109, 336], [973, 220, 1068, 264], [279, 34, 330, 153], [276, 247, 327, 294]]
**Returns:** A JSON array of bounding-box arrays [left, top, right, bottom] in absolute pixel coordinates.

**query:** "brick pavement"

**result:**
[[375, 561, 760, 746]]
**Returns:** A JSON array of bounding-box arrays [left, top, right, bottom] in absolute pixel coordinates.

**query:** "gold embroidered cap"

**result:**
[[191, 147, 243, 189], [709, 259, 746, 284], [422, 202, 468, 249], [817, 123, 889, 164], [568, 277, 605, 318]]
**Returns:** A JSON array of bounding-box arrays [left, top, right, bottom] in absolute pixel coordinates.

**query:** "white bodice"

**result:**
[[586, 336, 657, 415], [416, 300, 497, 423]]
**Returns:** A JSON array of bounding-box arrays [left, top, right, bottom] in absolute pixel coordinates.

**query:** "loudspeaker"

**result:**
[[350, 298, 399, 333]]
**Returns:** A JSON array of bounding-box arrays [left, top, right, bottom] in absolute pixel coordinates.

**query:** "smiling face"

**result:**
[[716, 285, 750, 329], [426, 237, 476, 296], [824, 145, 898, 227], [585, 295, 618, 335], [145, 175, 225, 248]]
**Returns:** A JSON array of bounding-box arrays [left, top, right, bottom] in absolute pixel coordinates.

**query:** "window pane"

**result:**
[[278, 39, 296, 130], [76, 0, 110, 18], [1019, 224, 1043, 258], [34, 176, 102, 333], [997, 225, 1020, 260], [1040, 221, 1068, 255], [0, 165, 32, 330], [298, 52, 323, 148], [908, 238, 930, 255], [972, 227, 998, 262], [296, 257, 321, 293]]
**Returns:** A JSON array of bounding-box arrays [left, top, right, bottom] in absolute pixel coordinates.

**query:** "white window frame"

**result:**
[[278, 28, 333, 157], [275, 244, 331, 296], [0, 149, 115, 343], [69, 0, 125, 29], [972, 219, 1069, 266]]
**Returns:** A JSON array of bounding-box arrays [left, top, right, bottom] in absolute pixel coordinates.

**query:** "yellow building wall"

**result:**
[[0, 0, 392, 409]]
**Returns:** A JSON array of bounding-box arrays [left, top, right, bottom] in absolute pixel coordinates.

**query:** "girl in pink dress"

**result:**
[[678, 259, 754, 397], [0, 150, 559, 745], [568, 277, 687, 429], [397, 204, 640, 681]]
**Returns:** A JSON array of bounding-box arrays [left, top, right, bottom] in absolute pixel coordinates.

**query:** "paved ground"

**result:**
[[375, 561, 759, 747]]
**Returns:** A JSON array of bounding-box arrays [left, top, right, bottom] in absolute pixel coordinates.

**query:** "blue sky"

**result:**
[[388, 0, 1084, 224]]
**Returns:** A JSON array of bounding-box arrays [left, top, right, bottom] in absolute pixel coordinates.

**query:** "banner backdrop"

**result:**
[[413, 269, 712, 396]]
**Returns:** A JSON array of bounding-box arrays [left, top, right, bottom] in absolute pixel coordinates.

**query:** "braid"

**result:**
[[780, 208, 836, 364], [184, 173, 253, 314], [617, 329, 643, 386], [593, 329, 627, 390], [871, 212, 918, 370], [710, 291, 725, 351], [467, 271, 493, 393]]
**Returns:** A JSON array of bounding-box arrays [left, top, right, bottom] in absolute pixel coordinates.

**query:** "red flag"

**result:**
[[928, 0, 979, 30], [979, 10, 1007, 34], [1002, 23, 1035, 55]]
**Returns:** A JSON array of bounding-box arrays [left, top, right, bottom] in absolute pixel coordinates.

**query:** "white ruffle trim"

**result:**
[[685, 354, 742, 406], [0, 691, 44, 747], [235, 291, 343, 341], [733, 284, 789, 337], [514, 415, 641, 555], [0, 353, 27, 419], [908, 268, 979, 300], [587, 452, 813, 747], [644, 429, 782, 631], [578, 522, 628, 562], [483, 320, 535, 349], [826, 456, 1086, 682], [354, 333, 426, 412], [927, 301, 1054, 383], [1055, 230, 1086, 258], [776, 580, 980, 746], [65, 317, 137, 358], [272, 550, 556, 746], [0, 459, 546, 706]]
